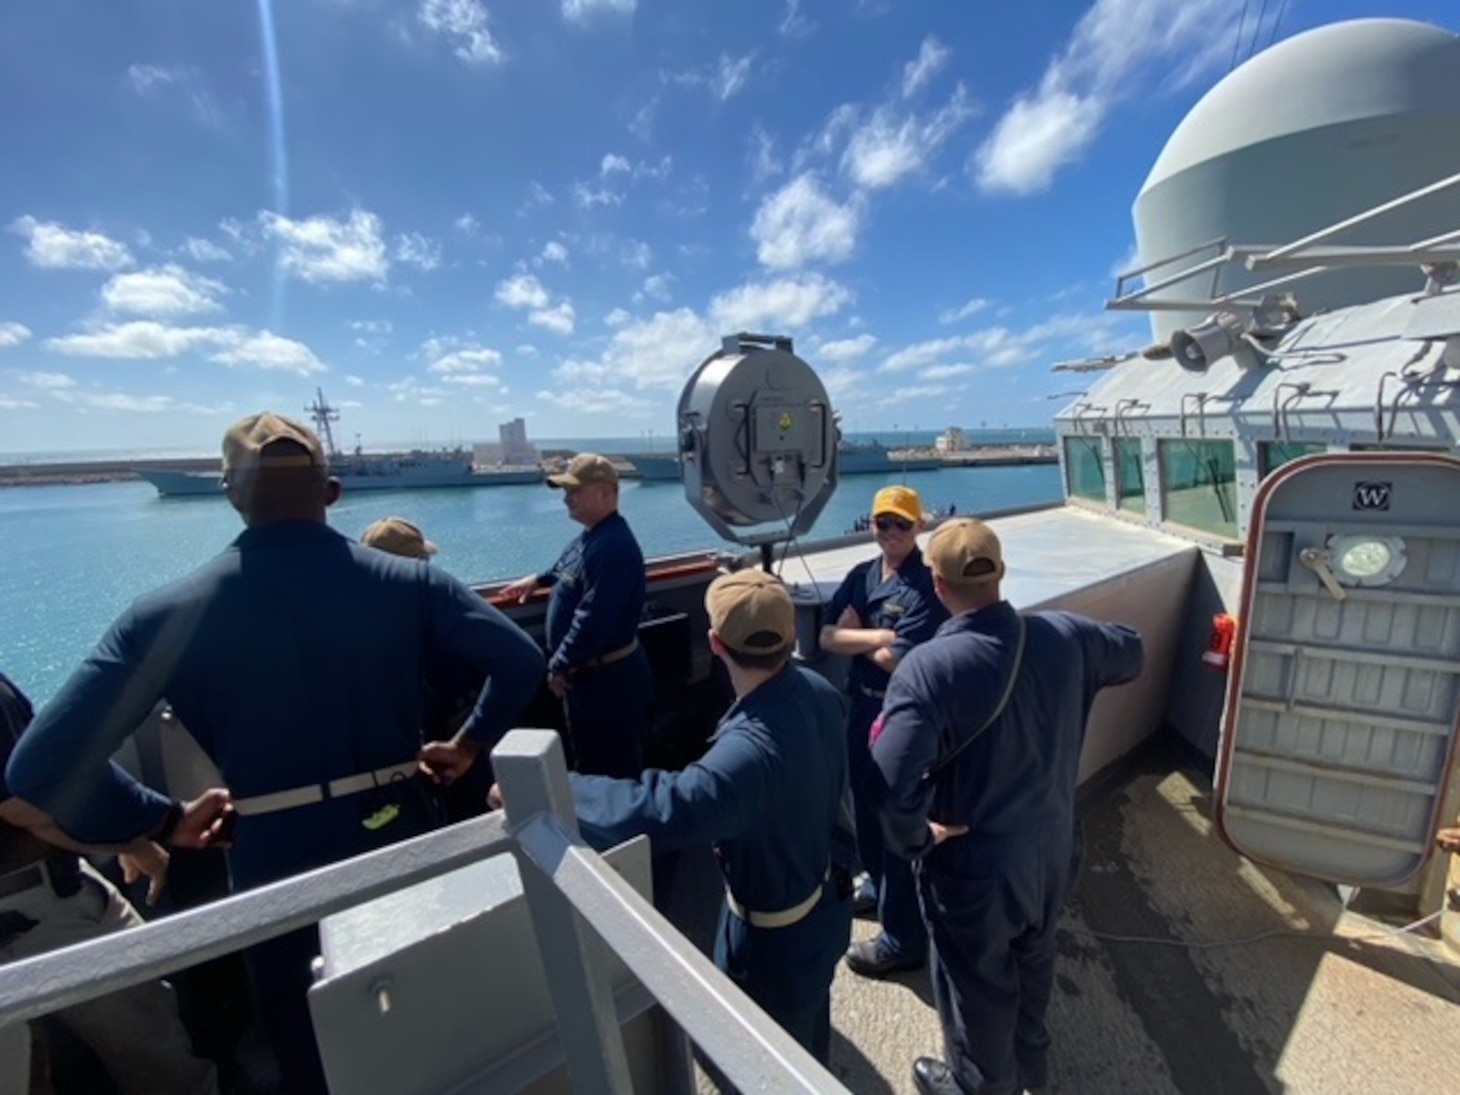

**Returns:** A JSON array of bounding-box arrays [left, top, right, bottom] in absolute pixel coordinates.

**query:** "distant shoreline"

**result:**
[[0, 444, 1059, 489]]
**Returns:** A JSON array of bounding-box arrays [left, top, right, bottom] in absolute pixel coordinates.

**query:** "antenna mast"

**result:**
[[305, 388, 341, 459]]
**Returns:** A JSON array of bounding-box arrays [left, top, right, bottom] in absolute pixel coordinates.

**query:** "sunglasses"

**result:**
[[874, 515, 914, 532]]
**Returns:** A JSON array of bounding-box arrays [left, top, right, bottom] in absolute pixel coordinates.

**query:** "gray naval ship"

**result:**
[[4, 15, 1460, 1095], [135, 389, 543, 497]]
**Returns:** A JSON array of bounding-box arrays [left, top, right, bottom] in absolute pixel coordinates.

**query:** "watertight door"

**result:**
[[1215, 452, 1460, 887]]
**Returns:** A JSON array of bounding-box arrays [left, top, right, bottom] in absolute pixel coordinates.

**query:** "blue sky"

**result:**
[[0, 0, 1452, 454]]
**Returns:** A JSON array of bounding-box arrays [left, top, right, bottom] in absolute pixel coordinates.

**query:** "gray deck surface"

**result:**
[[683, 746, 1460, 1094]]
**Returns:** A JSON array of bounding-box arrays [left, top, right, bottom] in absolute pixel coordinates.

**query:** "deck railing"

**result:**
[[0, 729, 848, 1094]]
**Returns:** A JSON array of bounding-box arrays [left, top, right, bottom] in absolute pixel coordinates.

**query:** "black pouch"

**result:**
[[0, 909, 38, 947]]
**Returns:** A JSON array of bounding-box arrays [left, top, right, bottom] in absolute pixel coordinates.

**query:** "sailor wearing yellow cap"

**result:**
[[818, 484, 947, 978]]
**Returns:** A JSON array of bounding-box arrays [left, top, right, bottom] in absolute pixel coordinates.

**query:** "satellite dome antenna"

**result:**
[[677, 333, 840, 573]]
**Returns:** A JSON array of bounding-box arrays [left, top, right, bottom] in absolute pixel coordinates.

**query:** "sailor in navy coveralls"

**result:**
[[819, 485, 947, 976], [502, 453, 653, 778], [869, 519, 1144, 1095], [559, 569, 853, 1062], [7, 412, 545, 1095]]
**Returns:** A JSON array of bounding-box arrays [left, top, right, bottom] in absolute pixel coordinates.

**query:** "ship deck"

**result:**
[[671, 741, 1460, 1094]]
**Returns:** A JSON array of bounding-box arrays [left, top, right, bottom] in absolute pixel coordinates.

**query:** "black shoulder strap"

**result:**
[[924, 614, 1027, 781]]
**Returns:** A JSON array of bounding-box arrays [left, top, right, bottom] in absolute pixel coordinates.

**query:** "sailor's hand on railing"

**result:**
[[171, 789, 235, 850], [487, 783, 504, 811], [419, 737, 481, 786], [501, 573, 540, 604], [119, 839, 170, 906], [547, 671, 571, 698], [1437, 825, 1460, 855]]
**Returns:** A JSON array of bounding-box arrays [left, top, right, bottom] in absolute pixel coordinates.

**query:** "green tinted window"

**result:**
[[1114, 437, 1145, 513], [1258, 441, 1325, 477], [1064, 436, 1106, 503], [1159, 439, 1238, 537]]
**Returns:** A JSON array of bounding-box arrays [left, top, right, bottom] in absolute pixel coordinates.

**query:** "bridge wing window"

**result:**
[[1159, 439, 1238, 538], [1064, 436, 1106, 503], [1258, 441, 1325, 478], [1114, 437, 1145, 514]]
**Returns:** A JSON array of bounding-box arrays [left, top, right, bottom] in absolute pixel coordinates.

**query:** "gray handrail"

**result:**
[[0, 730, 851, 1094]]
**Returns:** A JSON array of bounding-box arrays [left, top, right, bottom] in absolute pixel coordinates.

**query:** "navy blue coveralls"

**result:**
[[7, 522, 546, 1094], [825, 546, 946, 960], [570, 664, 854, 1063], [871, 603, 1143, 1094], [541, 509, 653, 778]]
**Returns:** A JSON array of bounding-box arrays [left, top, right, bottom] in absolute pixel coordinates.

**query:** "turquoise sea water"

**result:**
[[0, 462, 1061, 705]]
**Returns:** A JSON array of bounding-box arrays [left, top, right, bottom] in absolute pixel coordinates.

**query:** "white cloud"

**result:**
[[919, 363, 978, 380], [713, 53, 754, 101], [495, 273, 550, 310], [44, 320, 328, 375], [540, 240, 569, 264], [666, 53, 755, 103], [259, 209, 389, 283], [573, 182, 623, 209], [750, 173, 860, 270], [601, 153, 631, 176], [562, 0, 636, 24], [902, 36, 950, 99], [620, 239, 653, 270], [351, 319, 393, 352], [442, 373, 502, 387], [519, 181, 555, 216], [748, 123, 781, 183], [973, 0, 1241, 195], [344, 374, 366, 387], [10, 216, 135, 271], [418, 0, 503, 65], [604, 307, 632, 327], [455, 213, 481, 234], [628, 99, 656, 143], [395, 232, 442, 271], [939, 297, 990, 324], [182, 237, 232, 263], [67, 391, 226, 415], [881, 311, 1138, 375], [841, 83, 976, 190], [709, 274, 852, 331], [211, 331, 328, 376], [101, 265, 227, 317], [818, 334, 877, 362], [530, 302, 576, 335], [779, 0, 813, 37], [640, 273, 674, 302], [0, 396, 39, 410], [0, 322, 32, 349], [45, 321, 233, 359], [554, 308, 713, 393], [17, 371, 76, 390], [126, 64, 221, 126], [539, 388, 656, 416], [428, 345, 503, 373]]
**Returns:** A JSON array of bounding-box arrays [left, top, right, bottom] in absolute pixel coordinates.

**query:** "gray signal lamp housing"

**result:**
[[677, 332, 839, 549]]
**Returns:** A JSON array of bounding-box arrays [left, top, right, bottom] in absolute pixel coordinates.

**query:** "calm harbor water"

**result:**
[[0, 462, 1060, 705]]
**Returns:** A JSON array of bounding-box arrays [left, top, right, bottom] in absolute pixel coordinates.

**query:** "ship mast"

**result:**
[[305, 388, 342, 460]]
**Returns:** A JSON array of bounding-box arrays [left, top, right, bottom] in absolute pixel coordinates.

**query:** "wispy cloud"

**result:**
[[938, 297, 990, 324], [901, 36, 950, 99], [0, 322, 33, 349], [418, 0, 503, 65], [126, 64, 222, 127], [562, 0, 636, 24], [973, 0, 1241, 195]]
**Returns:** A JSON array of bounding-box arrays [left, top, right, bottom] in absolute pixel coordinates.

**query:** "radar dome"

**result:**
[[1133, 19, 1460, 342]]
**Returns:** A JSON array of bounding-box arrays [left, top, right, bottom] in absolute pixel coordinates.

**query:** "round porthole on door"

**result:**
[[1326, 533, 1408, 587]]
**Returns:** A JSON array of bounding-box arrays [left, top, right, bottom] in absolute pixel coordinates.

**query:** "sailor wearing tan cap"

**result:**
[[360, 515, 438, 560], [500, 453, 653, 778], [554, 569, 854, 1064], [867, 519, 1144, 1095], [7, 411, 545, 1095], [818, 484, 947, 978]]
